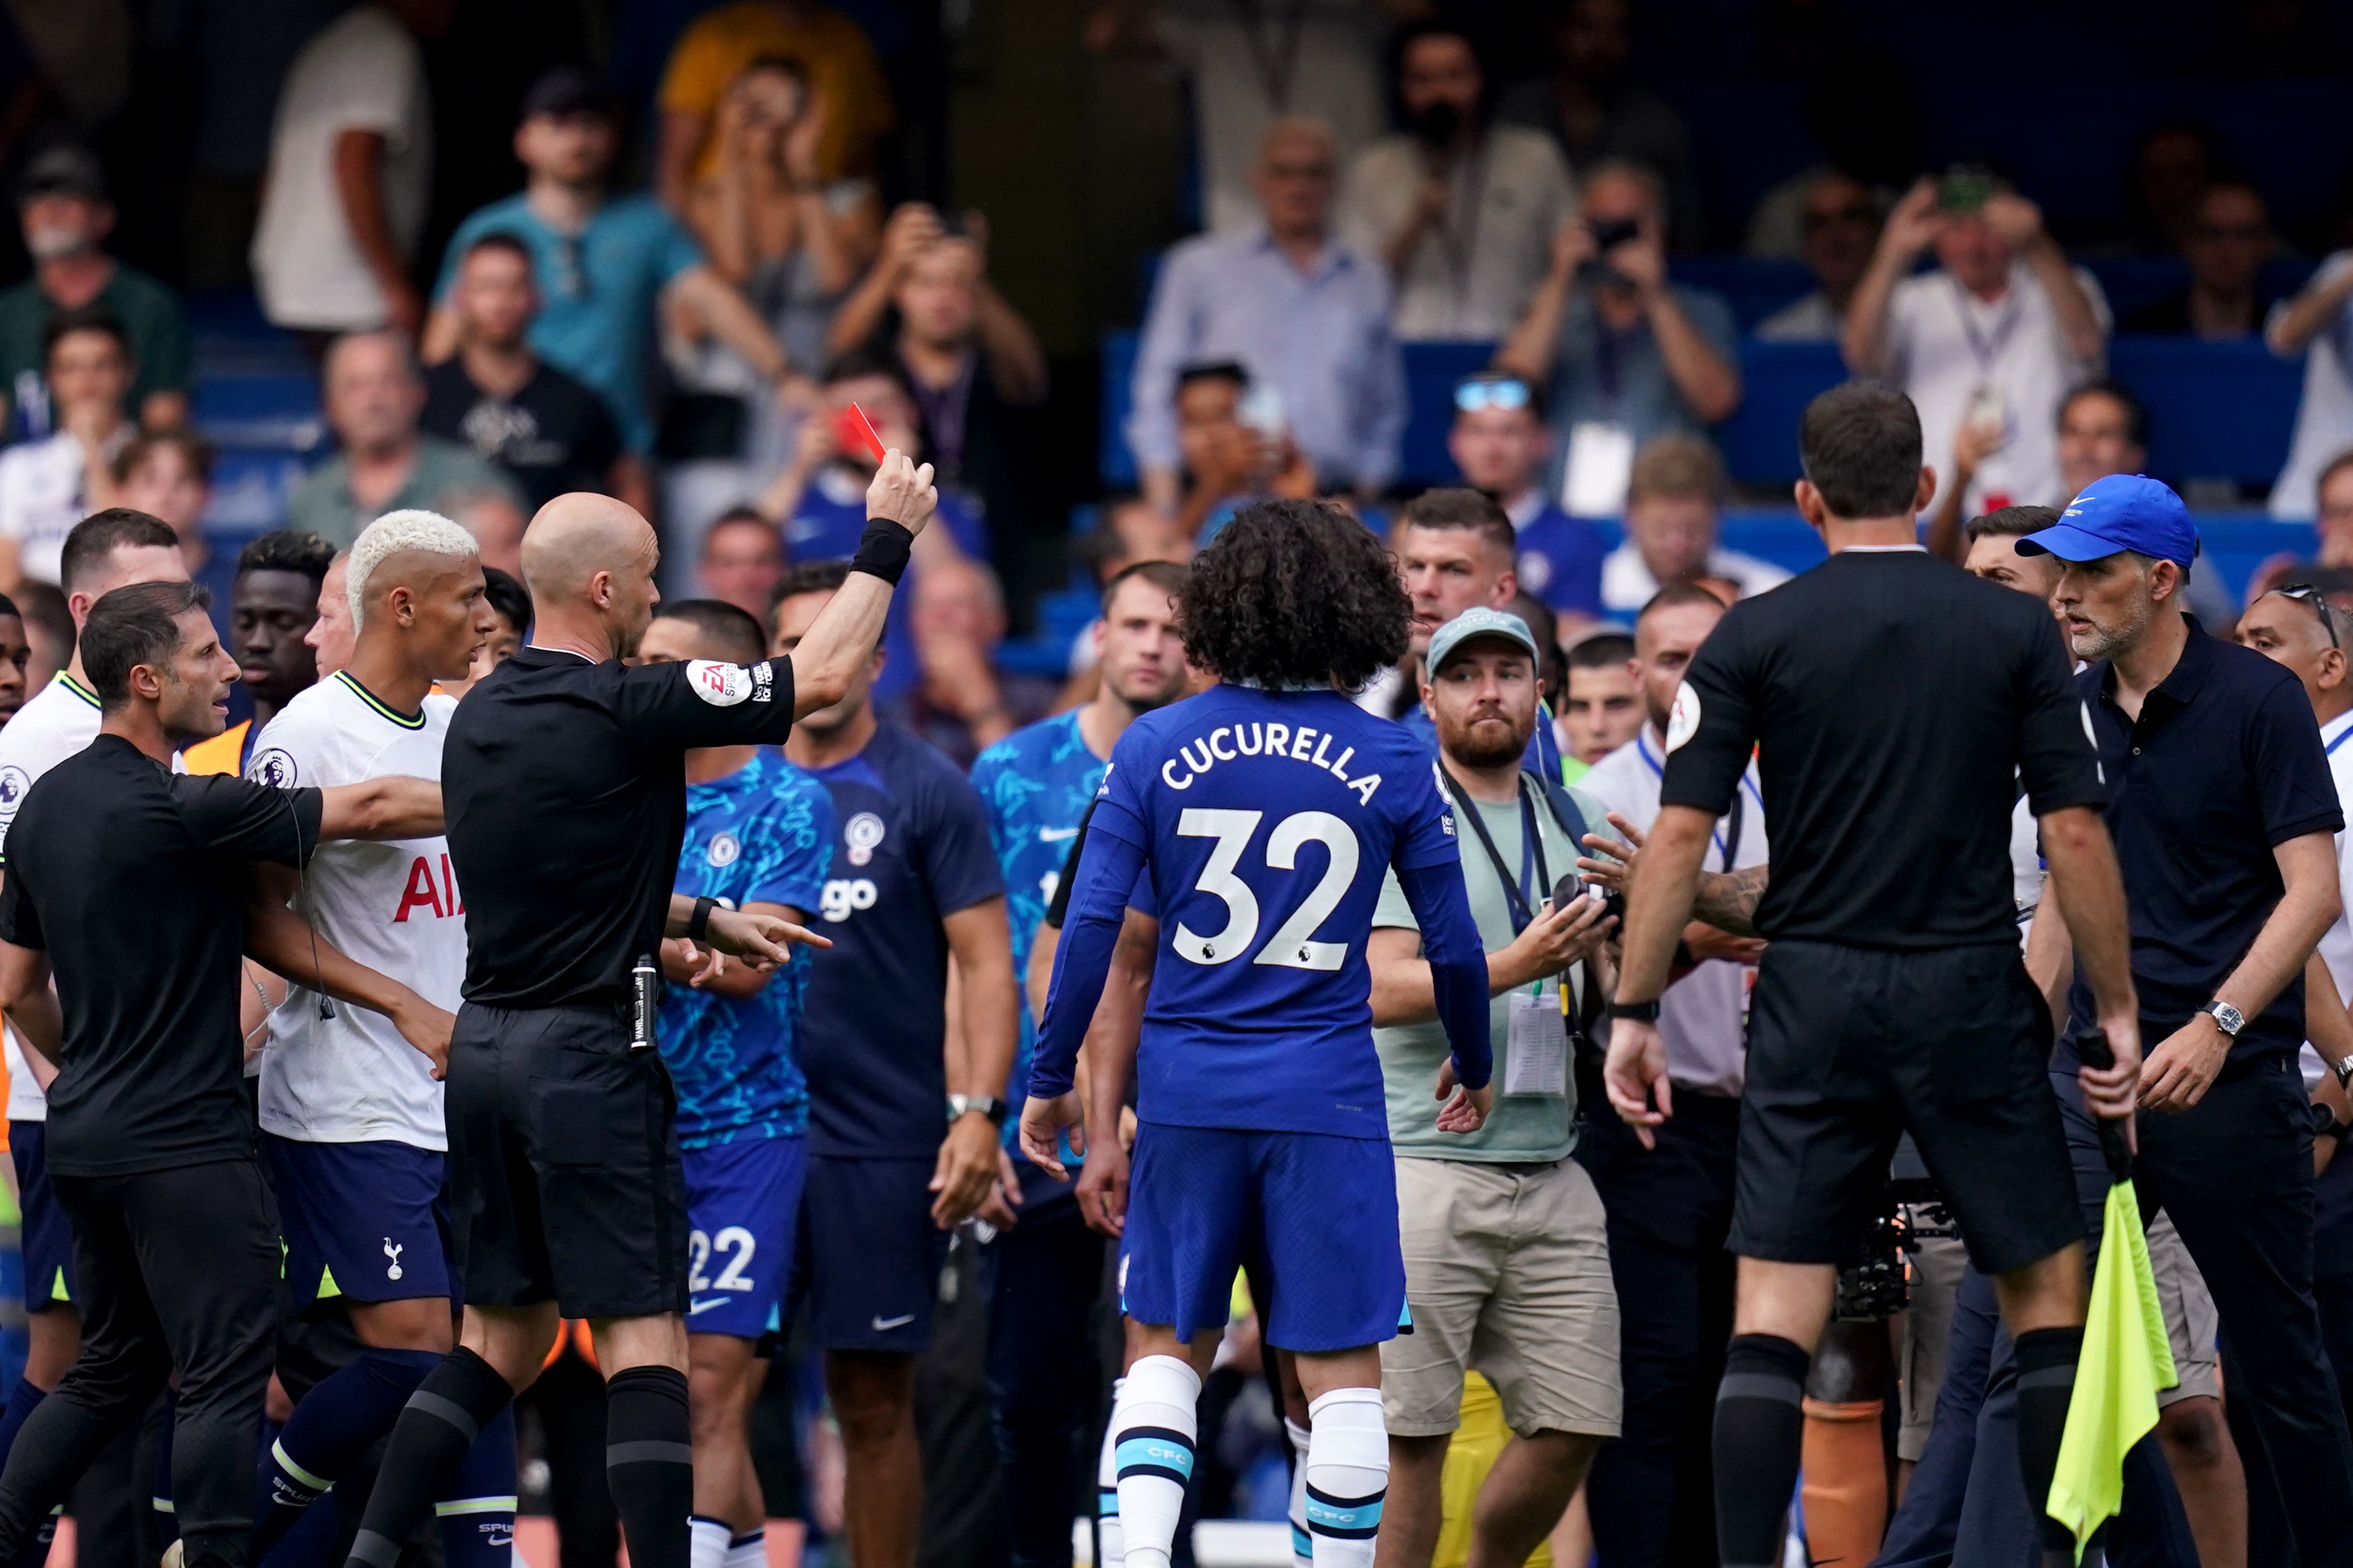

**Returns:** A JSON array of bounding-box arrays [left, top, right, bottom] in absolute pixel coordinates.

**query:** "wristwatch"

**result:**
[[1607, 998, 1662, 1023], [2199, 1000, 2245, 1038], [2334, 1054, 2353, 1092], [948, 1094, 1007, 1127]]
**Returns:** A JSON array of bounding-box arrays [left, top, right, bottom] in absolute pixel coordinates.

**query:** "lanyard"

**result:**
[[1232, 0, 1310, 113], [1636, 733, 1747, 871], [1949, 276, 2022, 380], [1440, 769, 1552, 937], [1426, 143, 1490, 312]]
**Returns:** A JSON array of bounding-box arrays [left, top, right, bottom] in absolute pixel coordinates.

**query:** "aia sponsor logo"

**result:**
[[393, 853, 464, 922]]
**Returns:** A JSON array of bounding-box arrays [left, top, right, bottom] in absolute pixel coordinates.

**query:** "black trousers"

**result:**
[[0, 1158, 278, 1568], [2133, 1051, 2353, 1568], [984, 1183, 1108, 1568], [1577, 1088, 1740, 1568]]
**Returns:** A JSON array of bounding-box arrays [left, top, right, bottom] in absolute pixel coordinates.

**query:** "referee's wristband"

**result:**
[[685, 894, 719, 942], [851, 519, 916, 584], [1607, 998, 1661, 1023]]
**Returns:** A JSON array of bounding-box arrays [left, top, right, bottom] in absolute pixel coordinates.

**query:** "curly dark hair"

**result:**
[[1177, 499, 1408, 692]]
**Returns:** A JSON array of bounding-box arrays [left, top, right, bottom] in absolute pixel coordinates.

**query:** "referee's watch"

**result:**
[[948, 1094, 1007, 1127], [2199, 1000, 2246, 1038], [1607, 998, 1662, 1023], [2334, 1053, 2353, 1092]]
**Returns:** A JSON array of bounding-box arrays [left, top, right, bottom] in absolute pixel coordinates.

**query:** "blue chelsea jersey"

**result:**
[[1092, 686, 1462, 1139], [971, 711, 1110, 1142], [659, 749, 836, 1147]]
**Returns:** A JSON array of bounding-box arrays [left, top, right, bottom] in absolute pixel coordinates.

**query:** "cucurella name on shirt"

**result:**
[[1136, 720, 1387, 803]]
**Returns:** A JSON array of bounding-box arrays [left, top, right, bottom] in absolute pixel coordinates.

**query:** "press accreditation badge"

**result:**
[[1504, 988, 1570, 1097]]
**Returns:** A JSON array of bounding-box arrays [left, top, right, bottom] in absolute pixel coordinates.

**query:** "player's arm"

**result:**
[[786, 451, 937, 720], [0, 939, 57, 1071], [664, 891, 831, 974], [1574, 811, 1769, 943], [932, 896, 1019, 1228], [314, 777, 445, 841], [1075, 906, 1156, 1236], [1022, 822, 1148, 1175], [240, 864, 455, 1077], [1392, 857, 1494, 1130]]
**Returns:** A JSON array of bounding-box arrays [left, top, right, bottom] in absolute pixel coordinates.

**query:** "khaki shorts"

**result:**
[[1897, 1223, 1969, 1462], [2147, 1210, 2220, 1408], [1380, 1156, 1621, 1440]]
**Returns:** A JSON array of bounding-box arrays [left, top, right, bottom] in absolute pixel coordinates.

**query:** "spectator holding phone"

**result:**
[[1169, 362, 1314, 547], [1494, 161, 1739, 518], [1842, 169, 2109, 519]]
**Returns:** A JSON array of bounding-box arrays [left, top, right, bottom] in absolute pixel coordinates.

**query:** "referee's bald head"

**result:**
[[520, 492, 661, 655]]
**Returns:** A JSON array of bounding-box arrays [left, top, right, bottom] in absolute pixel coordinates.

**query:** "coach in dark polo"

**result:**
[[2023, 475, 2353, 1564]]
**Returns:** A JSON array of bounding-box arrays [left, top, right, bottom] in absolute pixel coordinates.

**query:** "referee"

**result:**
[[345, 464, 938, 1568], [1601, 385, 2141, 1568]]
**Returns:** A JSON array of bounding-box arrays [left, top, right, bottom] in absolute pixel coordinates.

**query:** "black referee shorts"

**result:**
[[445, 1000, 689, 1319], [1730, 939, 2082, 1277]]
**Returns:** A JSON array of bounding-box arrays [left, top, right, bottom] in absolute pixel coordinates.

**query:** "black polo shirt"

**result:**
[[443, 647, 799, 1010], [0, 735, 320, 1176], [421, 357, 623, 512], [2065, 617, 2344, 1065]]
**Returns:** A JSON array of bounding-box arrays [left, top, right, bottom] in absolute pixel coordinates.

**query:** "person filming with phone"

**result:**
[[1363, 604, 1622, 1568], [1496, 159, 1741, 519], [1842, 164, 2109, 523]]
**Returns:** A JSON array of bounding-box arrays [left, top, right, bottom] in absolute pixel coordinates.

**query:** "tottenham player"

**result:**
[[1022, 499, 1494, 1568], [637, 599, 836, 1568], [244, 510, 512, 1562], [0, 509, 184, 1482], [968, 560, 1187, 1568]]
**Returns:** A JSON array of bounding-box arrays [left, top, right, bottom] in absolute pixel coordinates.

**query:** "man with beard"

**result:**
[[1364, 607, 1618, 1568], [181, 531, 334, 773], [968, 560, 1190, 1568]]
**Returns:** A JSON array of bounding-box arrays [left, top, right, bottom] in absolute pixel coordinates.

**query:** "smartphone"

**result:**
[[1237, 384, 1286, 441], [1938, 164, 1997, 214], [1586, 217, 1641, 252]]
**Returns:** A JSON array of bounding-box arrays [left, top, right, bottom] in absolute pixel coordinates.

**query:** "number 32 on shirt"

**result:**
[[1172, 807, 1359, 971]]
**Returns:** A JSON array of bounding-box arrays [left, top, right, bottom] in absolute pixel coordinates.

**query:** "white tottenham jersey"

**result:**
[[1579, 729, 1769, 1098], [0, 673, 102, 1121], [252, 673, 461, 1149]]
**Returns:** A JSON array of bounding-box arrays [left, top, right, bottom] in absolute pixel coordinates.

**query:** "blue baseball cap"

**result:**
[[1427, 608, 1539, 674], [2016, 474, 2198, 569]]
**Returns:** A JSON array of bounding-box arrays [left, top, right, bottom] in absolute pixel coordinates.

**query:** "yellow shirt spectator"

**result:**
[[658, 1, 894, 187]]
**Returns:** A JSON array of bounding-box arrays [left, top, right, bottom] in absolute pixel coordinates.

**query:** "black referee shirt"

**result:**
[[444, 646, 799, 1009], [0, 735, 321, 1176], [2065, 617, 2343, 1064], [1661, 548, 2104, 947]]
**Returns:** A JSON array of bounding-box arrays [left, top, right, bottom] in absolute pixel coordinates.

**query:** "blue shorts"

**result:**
[[263, 1134, 454, 1312], [11, 1122, 72, 1312], [1121, 1123, 1404, 1353], [793, 1153, 950, 1353], [684, 1134, 805, 1341]]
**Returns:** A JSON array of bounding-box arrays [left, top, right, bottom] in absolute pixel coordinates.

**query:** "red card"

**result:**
[[847, 402, 888, 462]]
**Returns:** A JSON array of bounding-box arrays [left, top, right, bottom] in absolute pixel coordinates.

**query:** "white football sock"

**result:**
[[1098, 1376, 1127, 1568], [1113, 1356, 1201, 1568], [1286, 1416, 1313, 1568], [1304, 1388, 1389, 1568], [689, 1515, 731, 1568]]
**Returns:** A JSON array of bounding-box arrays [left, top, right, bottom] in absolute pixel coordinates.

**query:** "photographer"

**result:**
[[1842, 169, 2108, 521], [1495, 161, 1739, 515], [1364, 608, 1620, 1568]]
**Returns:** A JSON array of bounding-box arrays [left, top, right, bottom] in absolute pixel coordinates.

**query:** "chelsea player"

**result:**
[[639, 601, 836, 1568], [1022, 500, 1494, 1568], [969, 560, 1189, 1568]]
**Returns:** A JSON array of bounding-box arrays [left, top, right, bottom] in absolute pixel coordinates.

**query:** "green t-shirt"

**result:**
[[285, 434, 526, 548], [0, 265, 192, 421], [1372, 781, 1599, 1162]]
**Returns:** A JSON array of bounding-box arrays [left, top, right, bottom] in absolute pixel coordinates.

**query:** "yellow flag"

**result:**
[[2046, 1181, 2178, 1561]]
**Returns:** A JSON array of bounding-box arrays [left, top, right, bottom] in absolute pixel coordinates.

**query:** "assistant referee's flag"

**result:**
[[2046, 1035, 2177, 1562]]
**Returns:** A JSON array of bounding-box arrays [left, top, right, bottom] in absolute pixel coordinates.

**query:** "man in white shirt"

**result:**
[[243, 509, 514, 1566], [0, 509, 184, 1490], [2266, 251, 2353, 520], [1570, 581, 1765, 1564], [1842, 174, 2108, 519], [1338, 22, 1574, 341], [0, 308, 136, 593], [252, 1, 442, 337], [1596, 433, 1788, 615]]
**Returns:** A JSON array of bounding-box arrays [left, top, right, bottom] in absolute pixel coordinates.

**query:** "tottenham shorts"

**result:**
[[683, 1134, 805, 1341], [11, 1121, 72, 1313], [1121, 1122, 1404, 1353], [1731, 939, 2082, 1277], [445, 1000, 689, 1319], [263, 1134, 453, 1312]]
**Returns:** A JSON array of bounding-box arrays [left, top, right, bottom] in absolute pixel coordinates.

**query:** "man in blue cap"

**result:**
[[2022, 472, 2353, 1563]]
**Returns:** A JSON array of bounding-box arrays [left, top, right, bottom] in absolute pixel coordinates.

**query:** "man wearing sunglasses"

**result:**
[[2024, 477, 2353, 1567], [1755, 172, 1880, 345], [1447, 372, 1603, 623]]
